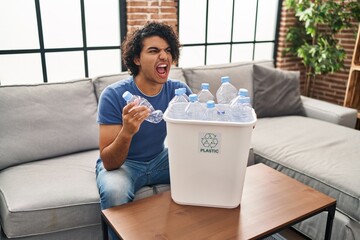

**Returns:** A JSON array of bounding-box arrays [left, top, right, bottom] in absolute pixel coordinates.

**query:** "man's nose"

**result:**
[[159, 50, 168, 60]]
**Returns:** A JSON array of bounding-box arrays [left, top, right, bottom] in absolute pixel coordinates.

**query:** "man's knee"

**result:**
[[97, 170, 134, 209], [99, 184, 133, 209]]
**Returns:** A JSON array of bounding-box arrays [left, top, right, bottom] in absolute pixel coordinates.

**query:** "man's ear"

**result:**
[[134, 56, 140, 66]]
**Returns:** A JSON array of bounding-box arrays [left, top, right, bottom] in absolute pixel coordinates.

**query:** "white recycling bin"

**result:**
[[163, 107, 257, 208]]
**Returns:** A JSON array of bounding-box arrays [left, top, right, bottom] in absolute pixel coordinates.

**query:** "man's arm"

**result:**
[[99, 102, 150, 170]]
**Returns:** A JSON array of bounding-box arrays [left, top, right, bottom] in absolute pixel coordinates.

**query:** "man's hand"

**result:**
[[122, 102, 151, 135]]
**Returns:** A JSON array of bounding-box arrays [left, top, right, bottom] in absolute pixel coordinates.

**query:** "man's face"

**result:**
[[134, 36, 173, 85]]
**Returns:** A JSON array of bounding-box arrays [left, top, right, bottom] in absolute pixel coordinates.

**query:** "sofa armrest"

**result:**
[[301, 95, 357, 128]]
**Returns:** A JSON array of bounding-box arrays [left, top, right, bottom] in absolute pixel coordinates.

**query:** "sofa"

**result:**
[[0, 60, 359, 240]]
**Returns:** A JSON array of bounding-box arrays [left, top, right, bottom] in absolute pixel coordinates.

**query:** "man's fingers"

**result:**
[[123, 102, 137, 114], [123, 104, 150, 120]]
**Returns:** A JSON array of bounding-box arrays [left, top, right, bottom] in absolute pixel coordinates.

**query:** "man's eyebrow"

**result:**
[[146, 46, 171, 50]]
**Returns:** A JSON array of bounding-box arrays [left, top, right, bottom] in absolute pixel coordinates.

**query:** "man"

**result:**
[[95, 21, 191, 222]]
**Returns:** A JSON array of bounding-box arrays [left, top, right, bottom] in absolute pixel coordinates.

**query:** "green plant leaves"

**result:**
[[284, 0, 359, 81]]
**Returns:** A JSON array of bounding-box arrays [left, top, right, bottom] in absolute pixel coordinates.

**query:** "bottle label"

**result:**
[[199, 132, 221, 154]]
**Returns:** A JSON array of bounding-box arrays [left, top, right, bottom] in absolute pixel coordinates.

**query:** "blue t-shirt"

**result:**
[[97, 76, 192, 162]]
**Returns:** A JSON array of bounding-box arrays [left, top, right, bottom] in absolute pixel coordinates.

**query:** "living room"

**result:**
[[1, 0, 359, 240]]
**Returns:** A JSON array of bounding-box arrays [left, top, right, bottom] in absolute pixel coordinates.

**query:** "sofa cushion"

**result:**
[[301, 95, 357, 128], [253, 64, 305, 118], [0, 79, 99, 171], [252, 116, 360, 223], [92, 67, 186, 100], [92, 72, 130, 100], [0, 150, 101, 238], [0, 148, 170, 239], [182, 60, 274, 102]]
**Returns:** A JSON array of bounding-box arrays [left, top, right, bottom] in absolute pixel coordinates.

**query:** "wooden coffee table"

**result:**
[[101, 163, 336, 240]]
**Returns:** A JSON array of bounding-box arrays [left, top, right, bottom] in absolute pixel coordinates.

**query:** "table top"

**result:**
[[102, 163, 336, 240]]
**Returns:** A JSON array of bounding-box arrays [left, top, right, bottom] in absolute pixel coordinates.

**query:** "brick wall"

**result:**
[[276, 0, 358, 106], [275, 3, 307, 92], [126, 0, 178, 34], [125, 0, 358, 106]]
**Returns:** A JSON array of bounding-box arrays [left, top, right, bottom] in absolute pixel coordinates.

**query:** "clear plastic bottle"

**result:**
[[216, 76, 238, 104], [167, 88, 189, 119], [230, 89, 253, 122], [197, 83, 214, 103], [169, 88, 189, 105], [179, 87, 190, 101], [185, 94, 205, 120], [230, 88, 249, 105], [122, 91, 163, 124], [204, 100, 219, 121]]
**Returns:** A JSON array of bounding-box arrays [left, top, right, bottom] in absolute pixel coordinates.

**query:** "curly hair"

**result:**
[[121, 21, 181, 76]]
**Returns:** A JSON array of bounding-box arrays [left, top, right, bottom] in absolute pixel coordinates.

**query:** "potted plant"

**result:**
[[284, 0, 360, 97]]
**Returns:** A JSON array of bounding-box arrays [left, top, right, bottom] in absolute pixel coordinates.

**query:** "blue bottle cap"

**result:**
[[189, 94, 198, 102], [238, 88, 249, 96], [180, 88, 186, 94], [122, 91, 133, 101], [175, 88, 182, 95], [201, 83, 210, 90], [206, 100, 215, 108], [221, 76, 230, 83], [239, 97, 250, 104]]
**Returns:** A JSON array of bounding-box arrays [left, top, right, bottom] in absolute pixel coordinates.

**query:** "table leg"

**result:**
[[324, 203, 336, 240], [101, 215, 109, 240]]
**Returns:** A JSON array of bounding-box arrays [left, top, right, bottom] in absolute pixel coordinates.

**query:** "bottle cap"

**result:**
[[122, 91, 133, 101], [189, 94, 198, 102], [207, 100, 215, 108], [221, 76, 230, 83], [239, 97, 250, 104], [201, 83, 210, 90], [175, 88, 182, 95], [179, 88, 186, 94], [238, 88, 249, 96]]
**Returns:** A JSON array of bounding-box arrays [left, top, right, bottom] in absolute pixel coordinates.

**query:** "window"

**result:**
[[0, 0, 126, 85], [178, 0, 281, 67]]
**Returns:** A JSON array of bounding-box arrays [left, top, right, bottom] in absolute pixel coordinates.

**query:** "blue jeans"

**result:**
[[96, 148, 170, 239]]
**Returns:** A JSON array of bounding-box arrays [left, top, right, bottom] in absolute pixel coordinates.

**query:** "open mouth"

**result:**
[[156, 64, 168, 78]]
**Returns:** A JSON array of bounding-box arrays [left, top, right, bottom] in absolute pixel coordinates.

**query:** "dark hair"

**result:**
[[121, 21, 181, 76]]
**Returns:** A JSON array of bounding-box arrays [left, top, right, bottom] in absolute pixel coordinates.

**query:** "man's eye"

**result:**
[[166, 49, 172, 53], [148, 48, 158, 53]]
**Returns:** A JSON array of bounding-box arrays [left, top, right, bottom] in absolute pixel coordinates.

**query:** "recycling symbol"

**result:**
[[201, 133, 218, 148]]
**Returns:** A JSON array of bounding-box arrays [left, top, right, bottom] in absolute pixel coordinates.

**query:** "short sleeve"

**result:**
[[97, 87, 124, 124]]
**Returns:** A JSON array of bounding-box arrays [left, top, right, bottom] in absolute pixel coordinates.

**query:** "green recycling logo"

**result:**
[[199, 132, 221, 153]]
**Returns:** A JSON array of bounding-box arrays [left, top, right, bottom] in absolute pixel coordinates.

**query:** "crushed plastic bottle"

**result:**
[[122, 91, 163, 123]]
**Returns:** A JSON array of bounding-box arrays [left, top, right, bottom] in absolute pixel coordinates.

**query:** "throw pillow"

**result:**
[[253, 64, 305, 118]]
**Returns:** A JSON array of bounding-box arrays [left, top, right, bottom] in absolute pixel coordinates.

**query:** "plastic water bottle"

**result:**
[[169, 88, 188, 105], [230, 89, 253, 122], [122, 91, 163, 123], [216, 76, 238, 104], [185, 94, 205, 120], [167, 88, 189, 119], [230, 88, 249, 105], [204, 100, 219, 121], [197, 83, 214, 103], [179, 87, 189, 101]]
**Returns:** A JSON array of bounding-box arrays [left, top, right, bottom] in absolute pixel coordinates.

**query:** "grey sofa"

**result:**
[[0, 60, 358, 240]]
